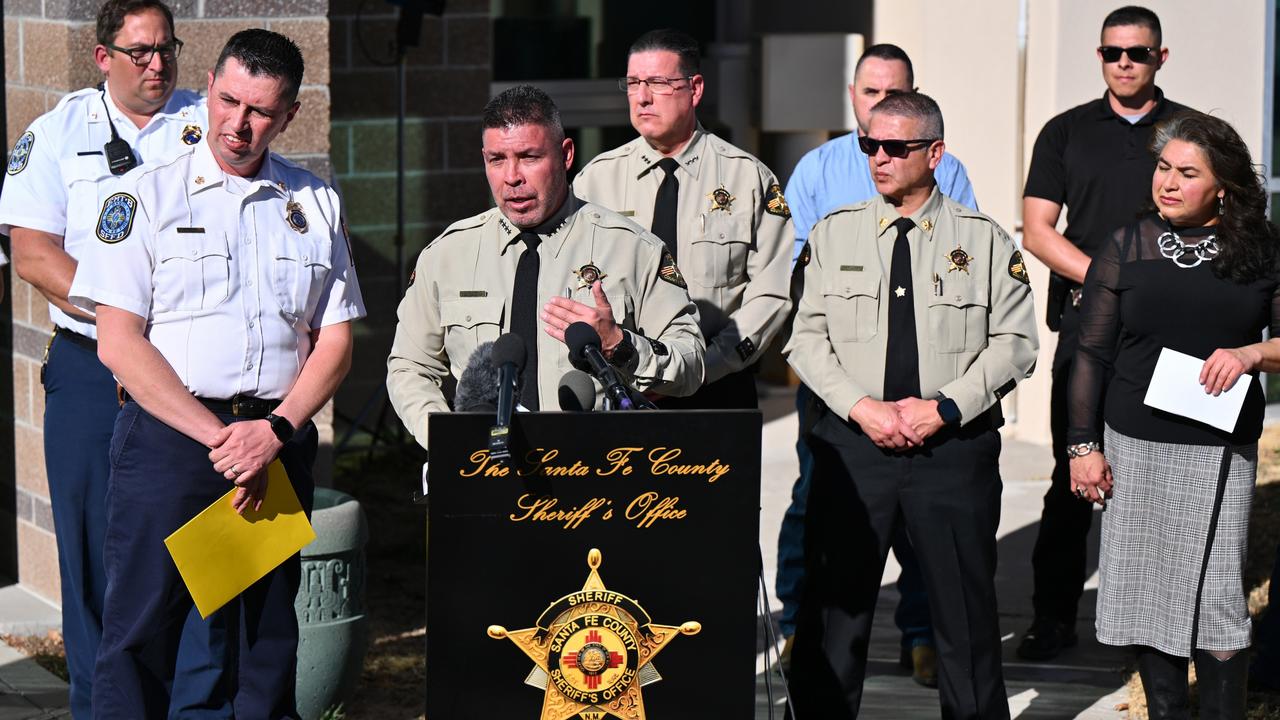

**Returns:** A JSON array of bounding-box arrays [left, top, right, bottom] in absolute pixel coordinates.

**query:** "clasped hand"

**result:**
[[207, 420, 283, 514], [849, 397, 945, 451], [1069, 452, 1112, 507]]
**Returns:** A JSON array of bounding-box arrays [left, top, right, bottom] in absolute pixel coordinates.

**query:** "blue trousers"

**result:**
[[92, 401, 314, 719], [43, 334, 230, 719], [775, 384, 935, 646]]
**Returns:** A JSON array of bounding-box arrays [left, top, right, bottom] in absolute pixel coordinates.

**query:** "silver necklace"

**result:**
[[1157, 230, 1219, 269]]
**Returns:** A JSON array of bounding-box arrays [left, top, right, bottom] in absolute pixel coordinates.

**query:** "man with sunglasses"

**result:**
[[774, 42, 979, 688], [785, 91, 1037, 720], [1019, 5, 1190, 662], [573, 28, 793, 410], [0, 1, 217, 717]]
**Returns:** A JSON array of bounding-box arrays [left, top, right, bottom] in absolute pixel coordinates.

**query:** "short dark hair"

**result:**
[[628, 29, 701, 77], [870, 91, 944, 140], [214, 29, 305, 103], [96, 0, 175, 47], [855, 43, 914, 87], [482, 85, 564, 142], [1102, 6, 1163, 47]]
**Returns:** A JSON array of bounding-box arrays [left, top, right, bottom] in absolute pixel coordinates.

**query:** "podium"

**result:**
[[426, 410, 761, 719]]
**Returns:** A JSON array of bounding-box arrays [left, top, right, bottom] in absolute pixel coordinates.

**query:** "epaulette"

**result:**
[[581, 140, 636, 167], [820, 198, 876, 222], [425, 210, 492, 250]]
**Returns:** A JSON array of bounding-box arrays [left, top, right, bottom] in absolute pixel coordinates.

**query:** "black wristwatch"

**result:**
[[606, 330, 636, 368], [935, 394, 962, 426], [265, 413, 295, 443]]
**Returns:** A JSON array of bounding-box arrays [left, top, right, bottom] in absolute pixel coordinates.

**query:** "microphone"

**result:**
[[564, 323, 634, 410], [558, 370, 597, 411], [454, 341, 498, 411], [488, 333, 527, 462]]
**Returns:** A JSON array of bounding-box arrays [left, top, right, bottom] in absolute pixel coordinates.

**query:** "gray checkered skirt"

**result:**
[[1096, 426, 1256, 656]]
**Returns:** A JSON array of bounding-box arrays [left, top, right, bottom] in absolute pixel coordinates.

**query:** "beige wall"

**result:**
[[874, 0, 1272, 442]]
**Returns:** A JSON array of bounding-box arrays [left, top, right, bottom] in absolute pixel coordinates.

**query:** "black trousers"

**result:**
[[659, 366, 758, 409], [789, 409, 1009, 720], [1029, 301, 1097, 626]]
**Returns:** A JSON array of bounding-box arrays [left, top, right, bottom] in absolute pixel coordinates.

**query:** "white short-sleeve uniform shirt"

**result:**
[[69, 140, 366, 400], [0, 86, 207, 338]]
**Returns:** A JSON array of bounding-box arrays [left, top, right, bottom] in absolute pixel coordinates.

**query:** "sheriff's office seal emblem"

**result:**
[[574, 263, 607, 290], [489, 549, 700, 720], [708, 187, 733, 213], [96, 192, 137, 243], [765, 183, 790, 218], [8, 131, 34, 175], [1008, 250, 1030, 285], [946, 247, 972, 274], [657, 249, 686, 289], [286, 201, 308, 233]]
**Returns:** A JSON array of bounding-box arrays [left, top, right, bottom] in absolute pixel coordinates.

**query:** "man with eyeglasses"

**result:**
[[785, 91, 1037, 720], [774, 42, 978, 688], [0, 1, 217, 717], [1018, 4, 1190, 663], [573, 28, 793, 410]]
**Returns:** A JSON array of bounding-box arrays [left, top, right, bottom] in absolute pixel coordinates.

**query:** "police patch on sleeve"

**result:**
[[96, 192, 137, 244], [1008, 250, 1030, 286], [7, 131, 34, 175], [766, 183, 791, 219], [657, 249, 687, 289]]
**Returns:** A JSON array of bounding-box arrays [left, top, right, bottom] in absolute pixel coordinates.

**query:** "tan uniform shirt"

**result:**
[[573, 127, 794, 383], [387, 195, 705, 447], [785, 188, 1039, 423]]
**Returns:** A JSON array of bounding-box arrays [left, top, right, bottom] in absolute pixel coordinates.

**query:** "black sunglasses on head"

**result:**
[[1098, 45, 1158, 64], [858, 136, 937, 158]]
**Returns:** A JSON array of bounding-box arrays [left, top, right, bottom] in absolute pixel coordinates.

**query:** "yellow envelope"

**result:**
[[165, 460, 316, 618]]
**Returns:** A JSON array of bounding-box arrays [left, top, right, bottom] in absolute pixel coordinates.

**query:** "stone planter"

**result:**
[[295, 488, 369, 720]]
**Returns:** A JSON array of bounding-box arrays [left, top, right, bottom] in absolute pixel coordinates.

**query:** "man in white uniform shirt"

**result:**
[[0, 2, 210, 716], [69, 30, 364, 718]]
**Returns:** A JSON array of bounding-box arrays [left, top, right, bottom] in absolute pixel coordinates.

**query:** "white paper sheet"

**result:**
[[1143, 347, 1251, 433]]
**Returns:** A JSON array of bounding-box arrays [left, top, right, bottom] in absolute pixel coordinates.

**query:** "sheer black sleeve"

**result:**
[[1067, 227, 1126, 444], [1269, 271, 1280, 339]]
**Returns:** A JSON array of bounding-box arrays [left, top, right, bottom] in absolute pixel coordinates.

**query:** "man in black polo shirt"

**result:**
[[1019, 4, 1190, 661]]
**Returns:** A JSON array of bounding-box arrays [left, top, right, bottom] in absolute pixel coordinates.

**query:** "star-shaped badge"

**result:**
[[895, 286, 907, 298]]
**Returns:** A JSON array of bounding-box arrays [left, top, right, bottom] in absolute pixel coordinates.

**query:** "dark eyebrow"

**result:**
[[218, 91, 273, 117]]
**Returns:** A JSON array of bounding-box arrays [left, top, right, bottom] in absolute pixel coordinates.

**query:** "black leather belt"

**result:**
[[118, 389, 281, 418], [54, 326, 97, 351]]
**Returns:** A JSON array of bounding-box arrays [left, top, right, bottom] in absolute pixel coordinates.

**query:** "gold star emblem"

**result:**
[[920, 219, 933, 232], [707, 187, 734, 213], [489, 549, 700, 720], [194, 176, 205, 185], [895, 286, 907, 298], [879, 217, 890, 229]]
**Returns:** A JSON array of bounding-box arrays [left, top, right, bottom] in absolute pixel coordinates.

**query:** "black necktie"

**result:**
[[883, 217, 921, 401], [651, 157, 680, 260], [511, 232, 541, 410]]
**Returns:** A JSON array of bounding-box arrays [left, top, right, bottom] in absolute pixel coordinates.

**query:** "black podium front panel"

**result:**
[[426, 410, 761, 719]]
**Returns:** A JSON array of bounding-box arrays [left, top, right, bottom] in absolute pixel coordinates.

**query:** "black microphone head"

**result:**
[[491, 333, 527, 371], [564, 322, 601, 362], [558, 370, 597, 411], [454, 341, 498, 411]]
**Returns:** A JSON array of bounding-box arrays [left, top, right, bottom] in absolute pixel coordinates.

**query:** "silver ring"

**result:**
[[230, 465, 240, 477]]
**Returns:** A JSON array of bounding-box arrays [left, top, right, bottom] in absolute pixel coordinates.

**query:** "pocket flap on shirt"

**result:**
[[823, 272, 881, 299], [927, 286, 990, 308], [270, 234, 332, 269], [157, 232, 230, 263], [440, 296, 505, 329]]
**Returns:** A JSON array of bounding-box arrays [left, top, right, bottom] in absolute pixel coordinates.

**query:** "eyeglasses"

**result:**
[[858, 136, 937, 158], [1097, 45, 1157, 64], [618, 76, 694, 96], [104, 38, 184, 66]]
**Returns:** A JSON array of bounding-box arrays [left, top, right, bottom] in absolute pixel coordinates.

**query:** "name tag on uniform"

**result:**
[[840, 265, 864, 272], [459, 290, 488, 298], [618, 210, 635, 217], [76, 150, 103, 156], [175, 227, 206, 234]]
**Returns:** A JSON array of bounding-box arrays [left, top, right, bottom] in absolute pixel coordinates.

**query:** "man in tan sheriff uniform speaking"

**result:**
[[387, 85, 704, 446], [784, 91, 1038, 720], [573, 28, 792, 409]]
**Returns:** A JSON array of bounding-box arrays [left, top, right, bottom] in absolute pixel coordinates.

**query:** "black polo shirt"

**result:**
[[1023, 87, 1190, 260]]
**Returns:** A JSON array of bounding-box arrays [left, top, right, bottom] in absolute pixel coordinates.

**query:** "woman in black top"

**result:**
[[1068, 111, 1280, 720]]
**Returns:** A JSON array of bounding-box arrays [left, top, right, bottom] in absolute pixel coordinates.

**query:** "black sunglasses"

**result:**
[[858, 136, 937, 158], [1098, 45, 1157, 64]]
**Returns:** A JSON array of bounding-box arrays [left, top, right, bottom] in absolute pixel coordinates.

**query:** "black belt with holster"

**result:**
[[118, 388, 281, 418]]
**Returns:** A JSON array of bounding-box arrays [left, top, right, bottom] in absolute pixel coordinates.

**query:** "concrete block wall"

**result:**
[[2, 0, 333, 604], [327, 0, 492, 418]]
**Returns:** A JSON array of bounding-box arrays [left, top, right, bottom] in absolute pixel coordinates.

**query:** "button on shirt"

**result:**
[[1023, 88, 1189, 259], [0, 86, 208, 339], [785, 131, 977, 257], [69, 140, 366, 399], [784, 188, 1038, 422], [573, 127, 793, 383]]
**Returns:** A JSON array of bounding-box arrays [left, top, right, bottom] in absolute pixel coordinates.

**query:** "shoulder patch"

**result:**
[[1008, 250, 1030, 286], [657, 249, 687, 289], [7, 131, 34, 175], [96, 192, 137, 244], [766, 183, 791, 219]]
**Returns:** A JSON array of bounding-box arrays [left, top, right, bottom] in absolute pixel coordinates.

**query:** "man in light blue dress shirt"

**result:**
[[776, 43, 978, 687]]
